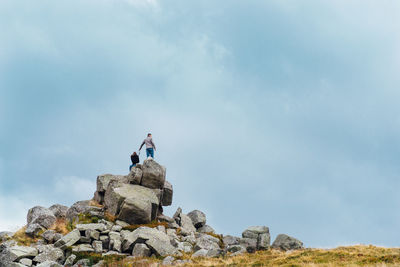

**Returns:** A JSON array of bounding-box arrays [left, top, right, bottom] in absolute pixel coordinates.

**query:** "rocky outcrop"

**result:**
[[0, 158, 304, 267], [271, 234, 304, 251]]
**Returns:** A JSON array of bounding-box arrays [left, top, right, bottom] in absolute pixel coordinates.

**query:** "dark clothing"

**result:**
[[131, 154, 139, 165]]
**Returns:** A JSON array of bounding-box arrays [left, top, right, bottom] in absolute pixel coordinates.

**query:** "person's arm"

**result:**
[[139, 140, 145, 151], [151, 138, 156, 150]]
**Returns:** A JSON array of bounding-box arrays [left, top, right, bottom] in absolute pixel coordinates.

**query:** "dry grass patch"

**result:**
[[104, 211, 117, 223], [48, 218, 71, 235], [90, 199, 104, 208], [11, 227, 40, 246]]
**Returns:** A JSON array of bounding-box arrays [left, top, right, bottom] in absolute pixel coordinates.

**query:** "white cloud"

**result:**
[[53, 176, 96, 201]]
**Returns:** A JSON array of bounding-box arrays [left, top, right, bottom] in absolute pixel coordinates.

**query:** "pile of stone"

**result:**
[[0, 159, 304, 267]]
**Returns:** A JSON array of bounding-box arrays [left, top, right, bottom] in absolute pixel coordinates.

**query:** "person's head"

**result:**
[[133, 152, 137, 156], [147, 133, 152, 137]]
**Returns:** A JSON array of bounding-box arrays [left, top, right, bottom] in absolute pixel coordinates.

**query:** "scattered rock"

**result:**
[[197, 225, 215, 234], [179, 214, 196, 236], [25, 223, 45, 238], [127, 168, 143, 185], [132, 243, 151, 257], [272, 234, 304, 251], [93, 240, 103, 253], [32, 245, 64, 264], [63, 254, 76, 266], [0, 245, 38, 263], [41, 230, 56, 243], [194, 234, 220, 252], [187, 210, 206, 229], [27, 207, 57, 229], [192, 249, 208, 257], [35, 261, 62, 267], [65, 200, 104, 223], [54, 229, 81, 250], [162, 255, 174, 265], [161, 181, 173, 206], [72, 244, 94, 253], [76, 223, 107, 232], [19, 258, 32, 266]]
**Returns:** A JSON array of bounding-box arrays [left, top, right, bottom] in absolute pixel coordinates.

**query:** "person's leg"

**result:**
[[129, 164, 133, 171], [150, 148, 154, 158], [146, 148, 150, 158]]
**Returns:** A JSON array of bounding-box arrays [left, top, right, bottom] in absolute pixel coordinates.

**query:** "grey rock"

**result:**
[[162, 256, 174, 265], [92, 240, 103, 253], [72, 244, 94, 253], [192, 249, 208, 257], [65, 200, 104, 223], [79, 236, 91, 244], [85, 229, 100, 240], [176, 242, 192, 253], [54, 229, 81, 250], [227, 245, 246, 255], [161, 181, 173, 206], [242, 226, 269, 239], [115, 220, 130, 228], [122, 227, 176, 256], [2, 263, 25, 267], [223, 235, 240, 247], [179, 214, 196, 236], [25, 223, 45, 237], [53, 234, 62, 243], [19, 258, 32, 266], [187, 210, 206, 229], [131, 243, 151, 257], [63, 254, 76, 266], [156, 225, 166, 233], [73, 259, 91, 266], [118, 195, 153, 225], [42, 230, 56, 243], [35, 261, 62, 267], [194, 234, 220, 252], [0, 245, 38, 262], [173, 207, 182, 225], [0, 240, 17, 253], [140, 159, 166, 189], [127, 168, 143, 185], [92, 260, 105, 267], [206, 248, 224, 257], [32, 245, 64, 264], [95, 174, 126, 204], [258, 233, 270, 250], [239, 238, 257, 253], [111, 225, 122, 232], [109, 231, 122, 252], [272, 234, 304, 251], [27, 207, 56, 229], [76, 223, 106, 232], [48, 204, 68, 219], [157, 215, 175, 224], [197, 225, 215, 234]]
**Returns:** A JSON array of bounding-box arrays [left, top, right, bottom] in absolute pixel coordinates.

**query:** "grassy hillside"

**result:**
[[102, 245, 400, 266]]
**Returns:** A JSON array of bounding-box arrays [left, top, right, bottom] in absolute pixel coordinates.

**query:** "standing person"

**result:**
[[130, 152, 139, 171], [139, 133, 156, 158]]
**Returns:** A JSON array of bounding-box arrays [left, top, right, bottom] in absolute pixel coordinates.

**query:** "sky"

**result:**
[[1, 0, 400, 248]]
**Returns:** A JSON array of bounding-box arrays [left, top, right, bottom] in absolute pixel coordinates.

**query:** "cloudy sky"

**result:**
[[1, 0, 400, 248]]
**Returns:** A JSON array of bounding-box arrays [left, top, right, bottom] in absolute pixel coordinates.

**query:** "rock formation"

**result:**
[[0, 158, 304, 266]]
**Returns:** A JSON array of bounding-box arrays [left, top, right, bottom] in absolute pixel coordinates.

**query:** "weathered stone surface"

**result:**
[[194, 235, 220, 252], [76, 223, 107, 232], [111, 225, 122, 232], [63, 254, 76, 266], [258, 233, 270, 250], [73, 259, 91, 266], [41, 230, 56, 243], [162, 256, 175, 265], [187, 210, 206, 229], [131, 243, 151, 257], [157, 215, 174, 224], [0, 245, 38, 262], [35, 261, 62, 267], [105, 184, 159, 219], [0, 240, 17, 253], [161, 181, 173, 206], [115, 220, 130, 228], [180, 214, 196, 236], [176, 242, 193, 253], [27, 207, 56, 230], [99, 235, 110, 250], [48, 205, 68, 219], [140, 159, 166, 189], [192, 249, 208, 257], [32, 245, 64, 264], [92, 241, 103, 253], [239, 238, 257, 253], [272, 234, 304, 251], [109, 231, 122, 252], [19, 258, 32, 266], [65, 200, 104, 223], [54, 229, 80, 250], [173, 207, 182, 225], [85, 229, 100, 240], [0, 232, 13, 242], [242, 226, 269, 239], [226, 245, 246, 255], [53, 234, 62, 243], [197, 225, 215, 234], [118, 197, 152, 225], [127, 168, 143, 185], [25, 223, 45, 237], [121, 227, 176, 256], [72, 244, 94, 253]]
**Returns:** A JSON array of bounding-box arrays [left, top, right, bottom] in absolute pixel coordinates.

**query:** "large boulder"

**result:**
[[194, 234, 220, 252], [104, 184, 160, 224], [48, 205, 68, 219], [25, 223, 45, 237], [27, 207, 56, 230], [187, 210, 206, 229], [161, 181, 173, 206], [121, 227, 177, 256], [0, 245, 38, 263], [140, 159, 166, 189], [65, 200, 104, 223], [94, 174, 127, 204], [180, 214, 196, 236], [271, 234, 304, 251], [242, 226, 270, 250]]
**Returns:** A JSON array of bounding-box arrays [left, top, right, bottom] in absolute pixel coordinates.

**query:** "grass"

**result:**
[[122, 220, 168, 231], [96, 245, 400, 267], [11, 227, 41, 246]]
